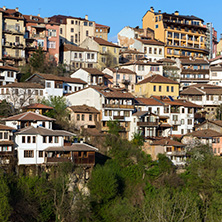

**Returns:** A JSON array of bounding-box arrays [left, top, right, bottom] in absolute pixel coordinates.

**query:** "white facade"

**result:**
[[63, 82, 85, 94], [0, 68, 18, 85], [44, 80, 63, 98]]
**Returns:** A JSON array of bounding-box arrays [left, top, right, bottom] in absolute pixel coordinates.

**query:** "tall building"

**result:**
[[205, 23, 217, 59], [49, 15, 96, 46], [95, 23, 110, 40], [0, 7, 26, 66], [142, 7, 209, 59]]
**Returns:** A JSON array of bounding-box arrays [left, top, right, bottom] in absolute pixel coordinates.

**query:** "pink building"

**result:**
[[24, 15, 60, 63]]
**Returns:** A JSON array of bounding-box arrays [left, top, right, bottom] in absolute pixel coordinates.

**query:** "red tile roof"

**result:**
[[136, 38, 164, 46], [59, 76, 87, 84], [106, 68, 136, 75], [3, 111, 55, 121], [0, 66, 18, 71], [23, 103, 53, 110], [180, 59, 209, 65], [158, 58, 176, 63], [63, 44, 97, 52], [81, 68, 104, 75], [137, 74, 178, 85], [185, 129, 222, 138], [0, 124, 16, 130], [69, 105, 99, 113], [152, 138, 185, 146], [93, 37, 121, 48], [136, 97, 163, 106], [0, 82, 44, 89]]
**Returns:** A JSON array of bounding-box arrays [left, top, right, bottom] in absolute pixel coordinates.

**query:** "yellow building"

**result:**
[[0, 7, 26, 66], [81, 37, 121, 70], [142, 7, 209, 59], [135, 74, 179, 98]]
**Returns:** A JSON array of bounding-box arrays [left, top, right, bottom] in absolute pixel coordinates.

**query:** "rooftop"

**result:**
[[137, 74, 178, 85]]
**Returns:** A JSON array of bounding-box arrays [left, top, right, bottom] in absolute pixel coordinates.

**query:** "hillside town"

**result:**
[[0, 5, 222, 170]]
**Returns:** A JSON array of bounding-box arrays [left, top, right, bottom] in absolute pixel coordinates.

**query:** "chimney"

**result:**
[[37, 13, 40, 17], [150, 7, 154, 12], [15, 7, 19, 12], [30, 15, 32, 20], [158, 10, 161, 13], [44, 17, 48, 23], [174, 11, 179, 15], [3, 6, 6, 11], [85, 15, 88, 20]]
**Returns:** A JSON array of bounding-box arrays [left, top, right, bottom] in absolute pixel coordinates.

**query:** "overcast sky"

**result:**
[[1, 0, 221, 42]]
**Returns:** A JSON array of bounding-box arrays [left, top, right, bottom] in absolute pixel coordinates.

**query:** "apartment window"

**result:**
[[46, 82, 51, 88], [102, 47, 106, 53], [84, 21, 88, 26], [144, 47, 147, 53], [87, 53, 90, 59], [149, 47, 152, 54], [32, 136, 36, 143], [71, 28, 74, 32], [55, 136, 59, 143], [86, 30, 89, 36], [22, 136, 26, 143], [154, 48, 157, 54], [153, 85, 156, 91], [173, 125, 178, 131], [102, 57, 106, 63], [173, 115, 178, 121], [159, 48, 162, 55], [155, 24, 158, 29], [171, 86, 174, 92], [40, 90, 43, 96], [212, 72, 217, 77], [181, 129, 184, 134], [43, 136, 47, 143], [48, 29, 56, 37], [82, 114, 85, 121], [60, 28, 63, 34], [48, 41, 56, 49], [3, 132, 8, 140], [159, 86, 162, 92], [114, 48, 117, 53], [167, 86, 169, 92], [188, 119, 192, 125], [24, 150, 34, 158], [182, 108, 185, 113], [39, 151, 43, 158], [89, 114, 92, 121], [77, 114, 80, 121], [91, 54, 95, 59], [109, 110, 112, 116], [74, 53, 78, 58], [71, 20, 74, 24], [27, 136, 31, 143], [75, 34, 78, 43], [89, 22, 93, 26], [71, 36, 74, 43], [181, 119, 184, 124]]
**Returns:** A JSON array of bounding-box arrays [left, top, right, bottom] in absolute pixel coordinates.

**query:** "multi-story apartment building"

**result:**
[[102, 67, 137, 92], [95, 23, 110, 40], [180, 83, 222, 119], [63, 44, 98, 71], [120, 60, 163, 82], [142, 7, 209, 59], [80, 37, 121, 70], [24, 15, 60, 63], [178, 58, 210, 88], [0, 7, 26, 66], [205, 23, 217, 59], [49, 15, 95, 46], [66, 86, 135, 140]]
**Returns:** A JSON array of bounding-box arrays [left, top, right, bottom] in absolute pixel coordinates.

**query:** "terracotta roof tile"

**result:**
[[181, 69, 209, 74], [3, 111, 55, 121], [93, 37, 121, 48], [59, 76, 87, 84], [135, 97, 163, 106], [158, 58, 176, 63], [0, 66, 18, 71], [69, 105, 99, 113], [0, 124, 16, 130], [120, 49, 145, 55], [63, 44, 97, 52], [0, 82, 44, 89], [185, 129, 222, 138], [23, 103, 53, 110], [136, 38, 165, 46], [180, 59, 209, 65], [81, 68, 104, 75], [106, 68, 136, 75], [137, 74, 178, 85], [152, 138, 185, 146]]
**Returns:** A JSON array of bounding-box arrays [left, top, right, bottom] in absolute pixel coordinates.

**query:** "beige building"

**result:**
[[81, 37, 121, 70], [0, 7, 26, 66], [95, 23, 110, 40], [50, 15, 95, 46]]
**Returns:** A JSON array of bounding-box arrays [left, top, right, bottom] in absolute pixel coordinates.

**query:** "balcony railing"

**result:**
[[113, 115, 125, 120], [46, 157, 71, 163], [137, 121, 159, 127], [167, 151, 186, 156], [103, 104, 134, 109]]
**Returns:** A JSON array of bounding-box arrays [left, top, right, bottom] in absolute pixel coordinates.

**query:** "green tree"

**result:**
[[107, 120, 122, 136]]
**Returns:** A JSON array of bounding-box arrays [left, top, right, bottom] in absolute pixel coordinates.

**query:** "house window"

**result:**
[[149, 47, 152, 54], [77, 114, 80, 121], [89, 114, 92, 121], [60, 28, 62, 34], [55, 136, 59, 143], [24, 150, 34, 158], [49, 136, 53, 143], [33, 136, 36, 143], [43, 136, 47, 143], [102, 57, 106, 63], [22, 136, 26, 143], [102, 47, 106, 53], [46, 82, 51, 88], [39, 151, 43, 158], [48, 41, 56, 49], [91, 54, 95, 59], [159, 86, 162, 92], [48, 29, 56, 37], [153, 85, 156, 91], [84, 21, 88, 26], [159, 48, 162, 54], [71, 35, 74, 43], [71, 28, 74, 33], [4, 132, 8, 140], [171, 86, 174, 92], [27, 136, 31, 143], [173, 125, 178, 131], [71, 20, 74, 24], [188, 119, 192, 125], [154, 48, 157, 54], [82, 114, 85, 121], [86, 30, 89, 36], [75, 34, 78, 43], [167, 86, 169, 92]]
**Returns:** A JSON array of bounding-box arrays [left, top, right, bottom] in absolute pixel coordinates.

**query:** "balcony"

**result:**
[[3, 28, 24, 35], [167, 151, 186, 156], [137, 121, 159, 127], [113, 115, 125, 120], [46, 157, 71, 163], [32, 33, 46, 38], [103, 104, 134, 109], [0, 151, 13, 156]]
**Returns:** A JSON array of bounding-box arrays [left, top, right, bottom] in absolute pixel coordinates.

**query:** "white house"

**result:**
[[0, 82, 44, 109], [15, 126, 75, 165], [3, 111, 55, 129], [0, 66, 19, 85]]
